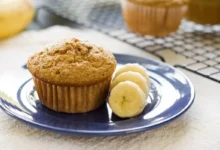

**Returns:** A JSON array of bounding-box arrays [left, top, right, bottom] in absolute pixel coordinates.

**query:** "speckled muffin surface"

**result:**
[[27, 38, 117, 86], [27, 38, 116, 113]]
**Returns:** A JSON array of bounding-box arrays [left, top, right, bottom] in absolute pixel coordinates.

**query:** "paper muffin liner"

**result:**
[[186, 0, 220, 25], [121, 0, 187, 37], [32, 76, 111, 113]]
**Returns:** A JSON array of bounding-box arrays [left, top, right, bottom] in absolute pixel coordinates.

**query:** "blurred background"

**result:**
[[2, 0, 220, 37]]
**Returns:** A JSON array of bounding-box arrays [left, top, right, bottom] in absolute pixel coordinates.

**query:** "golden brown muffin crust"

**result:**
[[27, 38, 117, 86], [127, 0, 189, 7]]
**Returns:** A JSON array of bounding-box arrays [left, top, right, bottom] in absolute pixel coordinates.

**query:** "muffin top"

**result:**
[[128, 0, 189, 7], [27, 38, 117, 86]]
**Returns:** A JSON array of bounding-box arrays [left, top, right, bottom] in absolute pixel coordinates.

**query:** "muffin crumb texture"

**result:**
[[27, 38, 116, 86]]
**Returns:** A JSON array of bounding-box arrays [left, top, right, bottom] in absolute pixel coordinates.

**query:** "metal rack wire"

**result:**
[[40, 0, 220, 82]]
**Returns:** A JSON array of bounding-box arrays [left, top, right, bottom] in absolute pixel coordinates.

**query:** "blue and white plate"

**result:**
[[0, 54, 195, 136]]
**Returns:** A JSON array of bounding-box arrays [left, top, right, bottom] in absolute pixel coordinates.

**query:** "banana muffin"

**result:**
[[121, 0, 189, 37], [27, 38, 117, 113], [186, 0, 220, 25]]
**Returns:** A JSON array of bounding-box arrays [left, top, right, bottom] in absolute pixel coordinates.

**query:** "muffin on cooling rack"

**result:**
[[121, 0, 189, 37], [27, 38, 116, 113], [186, 0, 220, 25]]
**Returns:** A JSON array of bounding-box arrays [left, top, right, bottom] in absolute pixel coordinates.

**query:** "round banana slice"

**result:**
[[110, 71, 149, 94], [114, 63, 150, 86], [109, 81, 146, 118]]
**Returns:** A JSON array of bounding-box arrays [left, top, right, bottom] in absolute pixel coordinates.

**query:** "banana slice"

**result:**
[[109, 81, 146, 118], [114, 63, 150, 86], [110, 71, 149, 94]]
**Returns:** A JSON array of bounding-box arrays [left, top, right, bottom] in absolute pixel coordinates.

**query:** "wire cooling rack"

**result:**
[[39, 0, 220, 82]]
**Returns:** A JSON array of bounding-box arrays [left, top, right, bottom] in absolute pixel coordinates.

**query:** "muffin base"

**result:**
[[33, 76, 111, 113], [121, 0, 187, 37]]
